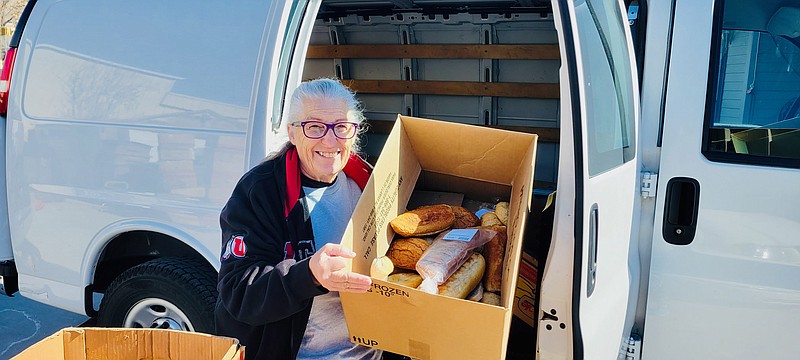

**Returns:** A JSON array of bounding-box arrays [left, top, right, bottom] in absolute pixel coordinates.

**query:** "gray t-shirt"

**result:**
[[296, 174, 381, 360]]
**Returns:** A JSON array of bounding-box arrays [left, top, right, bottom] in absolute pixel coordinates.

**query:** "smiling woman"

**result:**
[[286, 82, 364, 183], [284, 78, 367, 149], [214, 79, 379, 360]]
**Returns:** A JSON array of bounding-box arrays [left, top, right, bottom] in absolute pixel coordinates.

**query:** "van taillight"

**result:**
[[0, 47, 17, 116]]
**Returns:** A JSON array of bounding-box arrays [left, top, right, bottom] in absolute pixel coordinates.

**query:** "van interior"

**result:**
[[300, 1, 559, 357]]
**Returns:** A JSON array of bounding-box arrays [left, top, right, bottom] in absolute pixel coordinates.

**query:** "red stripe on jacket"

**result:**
[[283, 147, 372, 217]]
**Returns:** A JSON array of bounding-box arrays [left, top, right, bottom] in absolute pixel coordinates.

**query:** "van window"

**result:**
[[22, 1, 268, 132], [704, 0, 800, 167], [575, 0, 637, 176]]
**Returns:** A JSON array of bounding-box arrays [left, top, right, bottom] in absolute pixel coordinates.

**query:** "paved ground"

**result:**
[[0, 294, 87, 359]]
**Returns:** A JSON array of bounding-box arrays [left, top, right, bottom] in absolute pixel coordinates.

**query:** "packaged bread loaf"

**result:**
[[390, 204, 455, 237], [435, 252, 486, 299], [415, 228, 497, 285], [386, 237, 429, 270], [482, 225, 507, 292], [451, 205, 480, 228]]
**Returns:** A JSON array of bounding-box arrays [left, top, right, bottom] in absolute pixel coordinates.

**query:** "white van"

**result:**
[[0, 0, 798, 358]]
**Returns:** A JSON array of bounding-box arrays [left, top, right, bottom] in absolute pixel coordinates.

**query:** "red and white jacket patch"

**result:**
[[222, 235, 247, 260]]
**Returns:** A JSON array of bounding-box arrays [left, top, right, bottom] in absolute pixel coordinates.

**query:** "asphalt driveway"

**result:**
[[0, 294, 87, 359]]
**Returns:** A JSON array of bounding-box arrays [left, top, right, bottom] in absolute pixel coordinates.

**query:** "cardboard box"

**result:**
[[12, 327, 244, 360], [340, 115, 537, 359], [513, 251, 539, 328]]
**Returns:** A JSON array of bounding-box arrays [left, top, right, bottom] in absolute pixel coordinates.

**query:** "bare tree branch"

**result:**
[[1, 0, 27, 29]]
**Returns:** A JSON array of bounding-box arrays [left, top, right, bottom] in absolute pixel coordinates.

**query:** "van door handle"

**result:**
[[662, 177, 700, 245], [587, 204, 598, 297]]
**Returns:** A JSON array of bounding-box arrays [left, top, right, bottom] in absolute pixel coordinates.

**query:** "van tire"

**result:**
[[97, 257, 218, 333]]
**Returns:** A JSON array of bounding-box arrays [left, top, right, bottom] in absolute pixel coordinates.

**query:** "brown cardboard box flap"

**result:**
[[12, 328, 244, 360]]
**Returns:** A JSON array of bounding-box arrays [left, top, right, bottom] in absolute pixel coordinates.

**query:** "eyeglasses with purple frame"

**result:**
[[291, 120, 359, 139]]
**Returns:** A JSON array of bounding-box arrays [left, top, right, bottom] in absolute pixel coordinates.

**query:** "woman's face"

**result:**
[[288, 96, 356, 183]]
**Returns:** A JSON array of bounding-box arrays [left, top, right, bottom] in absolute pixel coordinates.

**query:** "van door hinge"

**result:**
[[627, 1, 640, 26], [619, 334, 642, 360], [640, 171, 658, 198]]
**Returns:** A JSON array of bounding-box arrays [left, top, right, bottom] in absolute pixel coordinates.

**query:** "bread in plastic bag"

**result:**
[[415, 228, 497, 285]]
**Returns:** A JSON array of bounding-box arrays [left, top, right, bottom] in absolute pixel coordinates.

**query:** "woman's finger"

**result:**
[[319, 243, 356, 258], [332, 271, 372, 292], [325, 256, 348, 272]]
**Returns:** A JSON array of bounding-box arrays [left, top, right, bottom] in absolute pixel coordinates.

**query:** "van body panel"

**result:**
[[17, 273, 85, 314], [6, 0, 271, 313], [534, 3, 578, 358], [563, 0, 641, 358], [79, 219, 223, 288], [255, 0, 303, 162], [0, 119, 11, 262], [643, 0, 800, 358], [632, 0, 673, 334], [268, 0, 320, 153], [539, 1, 641, 358]]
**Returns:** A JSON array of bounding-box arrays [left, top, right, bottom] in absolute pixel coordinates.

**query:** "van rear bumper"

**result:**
[[0, 260, 19, 296]]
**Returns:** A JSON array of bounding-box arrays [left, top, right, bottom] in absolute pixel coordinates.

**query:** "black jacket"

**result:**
[[215, 147, 371, 360]]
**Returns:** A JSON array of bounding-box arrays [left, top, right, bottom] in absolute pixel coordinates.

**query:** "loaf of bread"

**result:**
[[416, 228, 497, 284], [480, 292, 501, 306], [481, 211, 503, 227], [436, 253, 486, 299], [387, 272, 424, 288], [451, 205, 480, 228], [386, 237, 429, 270], [495, 201, 509, 225], [390, 204, 455, 237], [482, 225, 507, 292]]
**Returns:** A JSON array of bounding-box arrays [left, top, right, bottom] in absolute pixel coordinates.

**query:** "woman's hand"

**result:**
[[309, 243, 372, 293]]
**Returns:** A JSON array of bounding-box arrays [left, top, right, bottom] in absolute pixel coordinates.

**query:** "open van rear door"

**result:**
[[643, 0, 800, 358], [540, 0, 641, 358]]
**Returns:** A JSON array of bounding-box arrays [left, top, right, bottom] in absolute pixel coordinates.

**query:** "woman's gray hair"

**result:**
[[268, 78, 367, 160]]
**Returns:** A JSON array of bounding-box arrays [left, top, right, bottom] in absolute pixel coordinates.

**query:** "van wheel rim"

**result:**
[[125, 298, 194, 331]]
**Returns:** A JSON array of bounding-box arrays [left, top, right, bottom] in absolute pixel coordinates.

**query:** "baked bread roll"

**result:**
[[451, 206, 480, 228], [389, 204, 455, 237], [386, 237, 429, 270], [495, 201, 509, 225], [480, 292, 501, 306], [370, 256, 394, 281], [482, 225, 507, 292], [387, 272, 423, 288], [435, 253, 486, 299], [481, 211, 503, 227], [466, 282, 484, 302]]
